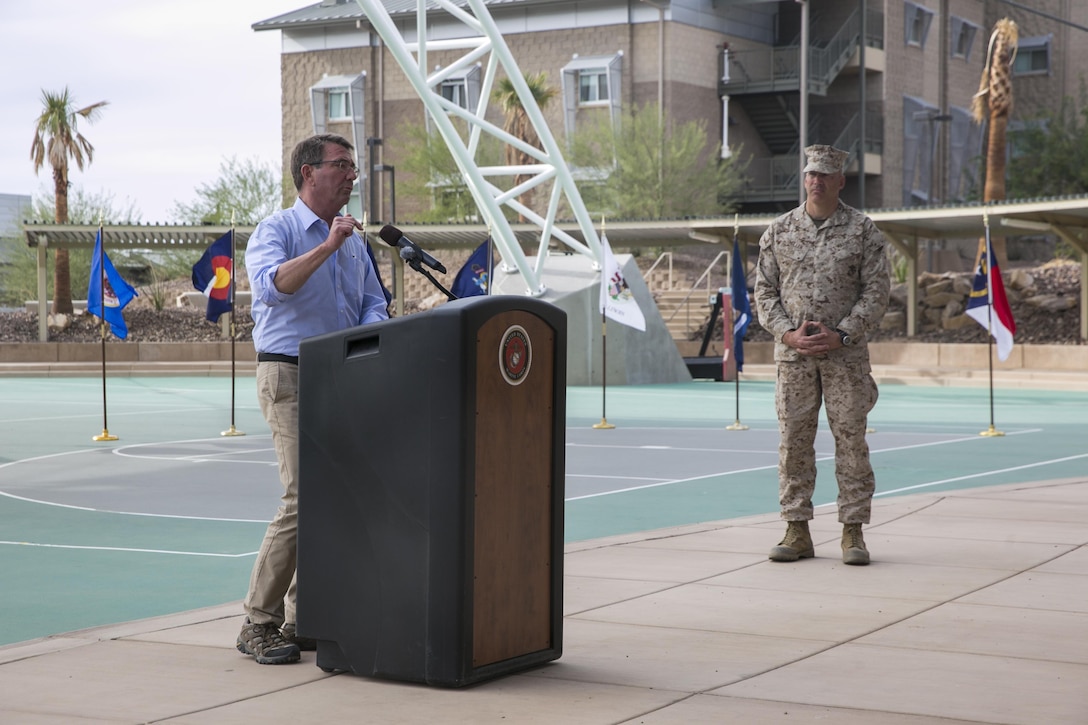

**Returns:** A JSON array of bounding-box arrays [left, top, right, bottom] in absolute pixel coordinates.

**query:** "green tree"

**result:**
[[29, 87, 109, 315], [398, 122, 502, 223], [1, 188, 138, 308], [569, 103, 744, 220], [170, 155, 282, 225], [1007, 90, 1088, 200]]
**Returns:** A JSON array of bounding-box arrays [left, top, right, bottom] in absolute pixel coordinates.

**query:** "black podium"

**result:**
[[296, 296, 566, 687]]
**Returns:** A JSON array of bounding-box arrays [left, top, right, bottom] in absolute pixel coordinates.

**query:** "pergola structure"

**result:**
[[24, 195, 1088, 342], [23, 224, 252, 343]]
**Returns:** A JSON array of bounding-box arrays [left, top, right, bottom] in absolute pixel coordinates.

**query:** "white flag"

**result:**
[[598, 233, 646, 331]]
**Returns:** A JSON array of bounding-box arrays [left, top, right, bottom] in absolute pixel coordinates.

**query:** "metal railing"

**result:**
[[644, 251, 674, 291], [722, 9, 866, 96], [657, 251, 731, 337]]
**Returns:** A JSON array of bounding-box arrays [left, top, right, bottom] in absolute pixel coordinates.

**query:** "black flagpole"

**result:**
[[726, 217, 748, 431], [980, 211, 1003, 437], [93, 221, 117, 442], [593, 221, 614, 430], [222, 217, 244, 437]]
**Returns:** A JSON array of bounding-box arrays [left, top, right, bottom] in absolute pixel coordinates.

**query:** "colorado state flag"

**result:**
[[192, 232, 233, 322]]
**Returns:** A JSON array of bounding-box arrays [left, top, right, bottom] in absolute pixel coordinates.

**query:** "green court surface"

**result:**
[[1, 376, 1085, 647]]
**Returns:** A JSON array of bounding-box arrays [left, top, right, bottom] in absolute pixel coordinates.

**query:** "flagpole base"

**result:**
[[979, 425, 1005, 437], [221, 426, 246, 437], [725, 420, 749, 431], [592, 418, 616, 430], [92, 429, 118, 442]]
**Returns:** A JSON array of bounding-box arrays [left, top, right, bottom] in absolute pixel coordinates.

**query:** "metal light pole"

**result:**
[[797, 0, 809, 204]]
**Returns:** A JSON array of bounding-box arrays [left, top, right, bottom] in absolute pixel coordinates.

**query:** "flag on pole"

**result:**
[[599, 233, 646, 331], [451, 237, 492, 298], [731, 234, 752, 371], [86, 229, 137, 339], [965, 244, 1016, 361], [191, 232, 234, 322]]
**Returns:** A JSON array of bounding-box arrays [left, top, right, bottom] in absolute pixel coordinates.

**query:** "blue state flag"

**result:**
[[451, 238, 492, 299], [731, 235, 752, 371], [192, 231, 233, 322], [86, 229, 138, 339]]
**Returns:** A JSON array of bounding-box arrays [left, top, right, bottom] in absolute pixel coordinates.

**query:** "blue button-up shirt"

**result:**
[[246, 197, 390, 356]]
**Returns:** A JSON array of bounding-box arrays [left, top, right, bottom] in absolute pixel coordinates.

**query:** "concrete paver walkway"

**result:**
[[2, 477, 1085, 724]]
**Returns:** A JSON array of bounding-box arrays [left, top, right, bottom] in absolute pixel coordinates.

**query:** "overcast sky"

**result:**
[[0, 0, 308, 223]]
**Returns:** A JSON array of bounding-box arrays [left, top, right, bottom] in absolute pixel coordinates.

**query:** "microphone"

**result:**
[[378, 225, 447, 274]]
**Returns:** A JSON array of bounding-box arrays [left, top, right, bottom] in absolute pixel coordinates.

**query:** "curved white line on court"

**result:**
[[0, 540, 258, 557], [108, 436, 275, 464], [0, 442, 270, 523]]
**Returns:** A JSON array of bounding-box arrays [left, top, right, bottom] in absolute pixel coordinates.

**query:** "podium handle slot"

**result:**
[[345, 334, 380, 360]]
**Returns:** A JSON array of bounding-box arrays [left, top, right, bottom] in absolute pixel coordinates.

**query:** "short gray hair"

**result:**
[[290, 134, 353, 190]]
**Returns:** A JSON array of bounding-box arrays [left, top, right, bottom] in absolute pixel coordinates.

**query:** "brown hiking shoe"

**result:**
[[236, 618, 301, 664], [842, 523, 870, 565], [769, 520, 814, 562], [281, 622, 317, 652]]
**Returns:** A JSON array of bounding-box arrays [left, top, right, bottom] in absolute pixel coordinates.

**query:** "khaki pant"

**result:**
[[244, 361, 300, 626], [775, 356, 879, 524]]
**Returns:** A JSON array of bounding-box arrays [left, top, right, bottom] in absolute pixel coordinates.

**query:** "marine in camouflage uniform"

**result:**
[[754, 145, 891, 565]]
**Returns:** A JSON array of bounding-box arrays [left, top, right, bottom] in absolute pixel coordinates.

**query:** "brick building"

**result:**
[[253, 0, 1086, 220]]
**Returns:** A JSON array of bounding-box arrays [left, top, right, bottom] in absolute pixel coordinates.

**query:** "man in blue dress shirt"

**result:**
[[236, 134, 389, 664]]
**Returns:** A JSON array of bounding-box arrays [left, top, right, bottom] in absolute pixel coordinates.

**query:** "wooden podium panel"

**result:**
[[472, 311, 555, 667]]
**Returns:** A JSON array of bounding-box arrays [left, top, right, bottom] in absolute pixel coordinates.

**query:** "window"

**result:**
[[578, 68, 609, 105], [950, 17, 979, 60], [328, 89, 351, 121], [1014, 35, 1051, 76], [561, 53, 623, 139], [433, 64, 481, 111], [440, 80, 465, 107], [904, 2, 934, 48]]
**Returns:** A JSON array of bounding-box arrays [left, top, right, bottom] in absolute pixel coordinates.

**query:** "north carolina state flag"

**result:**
[[965, 244, 1016, 361], [192, 232, 233, 322]]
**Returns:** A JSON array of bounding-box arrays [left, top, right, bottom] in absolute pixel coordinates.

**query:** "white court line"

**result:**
[[566, 428, 1045, 501], [111, 437, 274, 463], [870, 453, 1088, 498], [568, 474, 666, 482], [0, 540, 257, 558], [0, 405, 230, 425], [568, 442, 779, 454], [0, 442, 271, 523]]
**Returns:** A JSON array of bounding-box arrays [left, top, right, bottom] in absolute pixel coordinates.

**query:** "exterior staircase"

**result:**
[[643, 258, 719, 345]]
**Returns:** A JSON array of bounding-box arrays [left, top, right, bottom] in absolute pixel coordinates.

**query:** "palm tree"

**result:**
[[30, 87, 109, 315], [492, 72, 557, 220]]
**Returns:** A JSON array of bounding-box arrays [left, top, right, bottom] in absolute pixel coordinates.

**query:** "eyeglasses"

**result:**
[[311, 159, 359, 174]]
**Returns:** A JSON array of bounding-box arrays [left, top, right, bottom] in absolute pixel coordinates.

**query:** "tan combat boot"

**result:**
[[842, 523, 870, 565], [769, 520, 814, 562]]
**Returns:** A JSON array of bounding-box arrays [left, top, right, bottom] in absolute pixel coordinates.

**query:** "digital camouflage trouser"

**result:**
[[775, 355, 879, 524]]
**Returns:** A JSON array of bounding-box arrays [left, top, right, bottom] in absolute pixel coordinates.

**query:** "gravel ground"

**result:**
[[1, 261, 1082, 346]]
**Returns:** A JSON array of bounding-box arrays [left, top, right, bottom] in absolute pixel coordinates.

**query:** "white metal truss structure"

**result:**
[[355, 0, 604, 296]]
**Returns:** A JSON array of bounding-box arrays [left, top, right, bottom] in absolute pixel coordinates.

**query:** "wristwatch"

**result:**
[[837, 329, 851, 346]]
